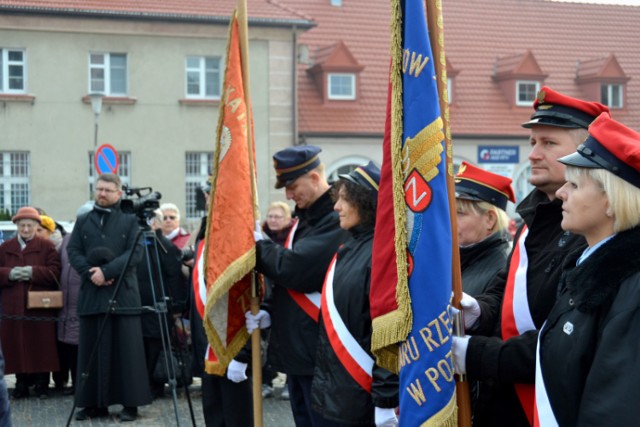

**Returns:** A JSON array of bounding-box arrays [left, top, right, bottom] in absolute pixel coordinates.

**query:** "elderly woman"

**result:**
[[262, 201, 294, 246], [310, 162, 399, 426], [454, 161, 515, 296], [535, 114, 640, 425], [0, 206, 61, 399]]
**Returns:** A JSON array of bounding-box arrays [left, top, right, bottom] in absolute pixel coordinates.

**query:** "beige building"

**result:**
[[0, 1, 313, 227]]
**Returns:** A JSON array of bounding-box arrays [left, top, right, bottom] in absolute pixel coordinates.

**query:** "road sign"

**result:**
[[94, 144, 119, 175]]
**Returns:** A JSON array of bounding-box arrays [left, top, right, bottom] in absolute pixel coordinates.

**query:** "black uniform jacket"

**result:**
[[460, 230, 511, 297], [256, 190, 349, 375], [465, 189, 586, 426], [67, 203, 143, 316], [540, 227, 640, 426], [311, 225, 398, 425]]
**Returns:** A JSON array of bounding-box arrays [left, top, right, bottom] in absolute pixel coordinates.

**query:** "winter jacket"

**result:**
[[311, 225, 398, 425], [57, 234, 81, 345], [539, 227, 640, 426], [460, 230, 511, 297], [256, 190, 349, 375], [0, 235, 61, 374], [67, 203, 143, 315], [466, 189, 586, 426]]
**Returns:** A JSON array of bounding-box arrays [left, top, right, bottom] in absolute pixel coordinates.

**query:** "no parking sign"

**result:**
[[94, 144, 119, 175]]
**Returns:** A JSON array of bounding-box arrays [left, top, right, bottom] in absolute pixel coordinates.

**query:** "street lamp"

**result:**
[[88, 93, 104, 149]]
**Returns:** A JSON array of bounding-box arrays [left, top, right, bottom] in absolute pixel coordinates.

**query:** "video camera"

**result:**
[[121, 185, 162, 223]]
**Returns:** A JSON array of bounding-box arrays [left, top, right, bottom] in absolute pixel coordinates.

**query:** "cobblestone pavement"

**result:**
[[5, 375, 295, 426]]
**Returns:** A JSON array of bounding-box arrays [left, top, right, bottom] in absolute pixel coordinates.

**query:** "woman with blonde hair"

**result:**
[[535, 113, 640, 425], [454, 161, 515, 296]]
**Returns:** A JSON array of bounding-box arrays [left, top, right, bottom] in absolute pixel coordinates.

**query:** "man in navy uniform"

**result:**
[[246, 146, 348, 426]]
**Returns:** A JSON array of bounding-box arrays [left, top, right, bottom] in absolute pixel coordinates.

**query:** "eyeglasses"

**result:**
[[95, 187, 117, 194], [163, 216, 177, 221]]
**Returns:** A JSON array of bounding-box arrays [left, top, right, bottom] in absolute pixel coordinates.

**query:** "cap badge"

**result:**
[[537, 90, 546, 104]]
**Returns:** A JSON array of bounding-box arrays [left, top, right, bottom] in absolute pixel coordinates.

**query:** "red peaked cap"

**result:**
[[558, 113, 640, 189], [454, 161, 516, 211], [522, 86, 610, 129]]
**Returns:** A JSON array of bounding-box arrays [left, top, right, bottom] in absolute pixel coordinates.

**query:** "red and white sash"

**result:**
[[321, 255, 374, 392], [533, 328, 558, 427], [501, 226, 536, 425], [192, 240, 207, 319], [284, 218, 321, 322]]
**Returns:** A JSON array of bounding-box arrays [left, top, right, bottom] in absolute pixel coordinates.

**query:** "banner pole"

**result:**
[[425, 1, 472, 425], [236, 1, 263, 426]]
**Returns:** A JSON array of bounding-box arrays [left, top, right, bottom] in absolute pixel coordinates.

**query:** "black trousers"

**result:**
[[202, 373, 253, 427]]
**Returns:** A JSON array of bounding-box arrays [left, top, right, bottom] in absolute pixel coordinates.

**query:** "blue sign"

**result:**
[[94, 144, 119, 175], [478, 145, 519, 164]]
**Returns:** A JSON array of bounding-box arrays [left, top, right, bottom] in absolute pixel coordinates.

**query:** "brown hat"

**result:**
[[12, 206, 42, 224]]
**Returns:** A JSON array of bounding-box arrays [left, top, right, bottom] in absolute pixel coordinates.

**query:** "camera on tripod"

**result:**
[[121, 185, 162, 223]]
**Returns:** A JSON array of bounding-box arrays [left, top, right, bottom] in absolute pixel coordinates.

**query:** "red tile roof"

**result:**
[[285, 0, 640, 138], [0, 0, 313, 26]]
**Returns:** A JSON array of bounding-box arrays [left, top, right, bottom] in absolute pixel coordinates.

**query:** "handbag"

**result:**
[[27, 271, 63, 310]]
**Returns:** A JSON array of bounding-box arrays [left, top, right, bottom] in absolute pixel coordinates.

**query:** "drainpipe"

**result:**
[[292, 25, 299, 145]]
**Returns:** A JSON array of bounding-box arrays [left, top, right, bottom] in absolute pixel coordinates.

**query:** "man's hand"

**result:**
[[460, 292, 481, 330], [89, 267, 112, 286], [226, 359, 248, 383], [452, 335, 471, 375], [245, 310, 271, 333], [254, 220, 264, 242], [375, 407, 398, 427]]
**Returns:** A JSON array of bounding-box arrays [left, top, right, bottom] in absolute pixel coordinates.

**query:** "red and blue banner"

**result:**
[[370, 0, 457, 424]]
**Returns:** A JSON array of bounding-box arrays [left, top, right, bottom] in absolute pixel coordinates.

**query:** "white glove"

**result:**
[[452, 335, 471, 375], [460, 292, 481, 330], [375, 407, 398, 427], [245, 310, 271, 333], [254, 220, 264, 242], [226, 359, 248, 383], [9, 266, 32, 281]]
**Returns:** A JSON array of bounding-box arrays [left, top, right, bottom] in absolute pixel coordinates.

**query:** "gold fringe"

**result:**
[[421, 393, 458, 427], [371, 0, 414, 371]]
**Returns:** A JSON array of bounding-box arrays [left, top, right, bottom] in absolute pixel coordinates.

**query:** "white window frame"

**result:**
[[87, 151, 131, 197], [327, 156, 373, 184], [0, 152, 31, 213], [516, 80, 540, 106], [89, 53, 128, 96], [328, 73, 356, 100], [601, 83, 623, 109], [0, 48, 26, 94], [185, 56, 222, 99], [185, 152, 213, 218]]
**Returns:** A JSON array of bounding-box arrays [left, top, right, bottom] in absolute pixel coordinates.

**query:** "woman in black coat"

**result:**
[[454, 161, 515, 297], [311, 162, 399, 427], [536, 114, 640, 425]]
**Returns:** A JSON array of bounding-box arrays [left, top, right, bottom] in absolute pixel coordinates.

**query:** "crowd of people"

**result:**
[[1, 85, 640, 426]]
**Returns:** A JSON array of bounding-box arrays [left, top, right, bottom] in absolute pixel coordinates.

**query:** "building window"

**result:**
[[328, 73, 356, 100], [516, 81, 540, 106], [447, 77, 453, 104], [327, 156, 374, 184], [601, 84, 623, 109], [186, 56, 222, 99], [88, 151, 131, 197], [89, 53, 128, 95], [0, 152, 30, 213], [0, 48, 26, 93], [185, 152, 213, 218]]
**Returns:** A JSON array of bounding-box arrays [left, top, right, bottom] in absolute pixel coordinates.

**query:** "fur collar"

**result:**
[[563, 227, 640, 312]]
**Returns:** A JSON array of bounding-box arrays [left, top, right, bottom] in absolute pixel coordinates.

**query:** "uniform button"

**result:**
[[568, 298, 574, 306]]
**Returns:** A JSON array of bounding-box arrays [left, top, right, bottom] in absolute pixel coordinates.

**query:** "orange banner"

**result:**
[[202, 11, 257, 376]]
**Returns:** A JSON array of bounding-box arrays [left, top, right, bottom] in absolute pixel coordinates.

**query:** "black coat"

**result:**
[[311, 226, 398, 425], [460, 231, 511, 297], [67, 204, 143, 315], [466, 190, 587, 427], [539, 227, 640, 426], [256, 190, 349, 375]]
